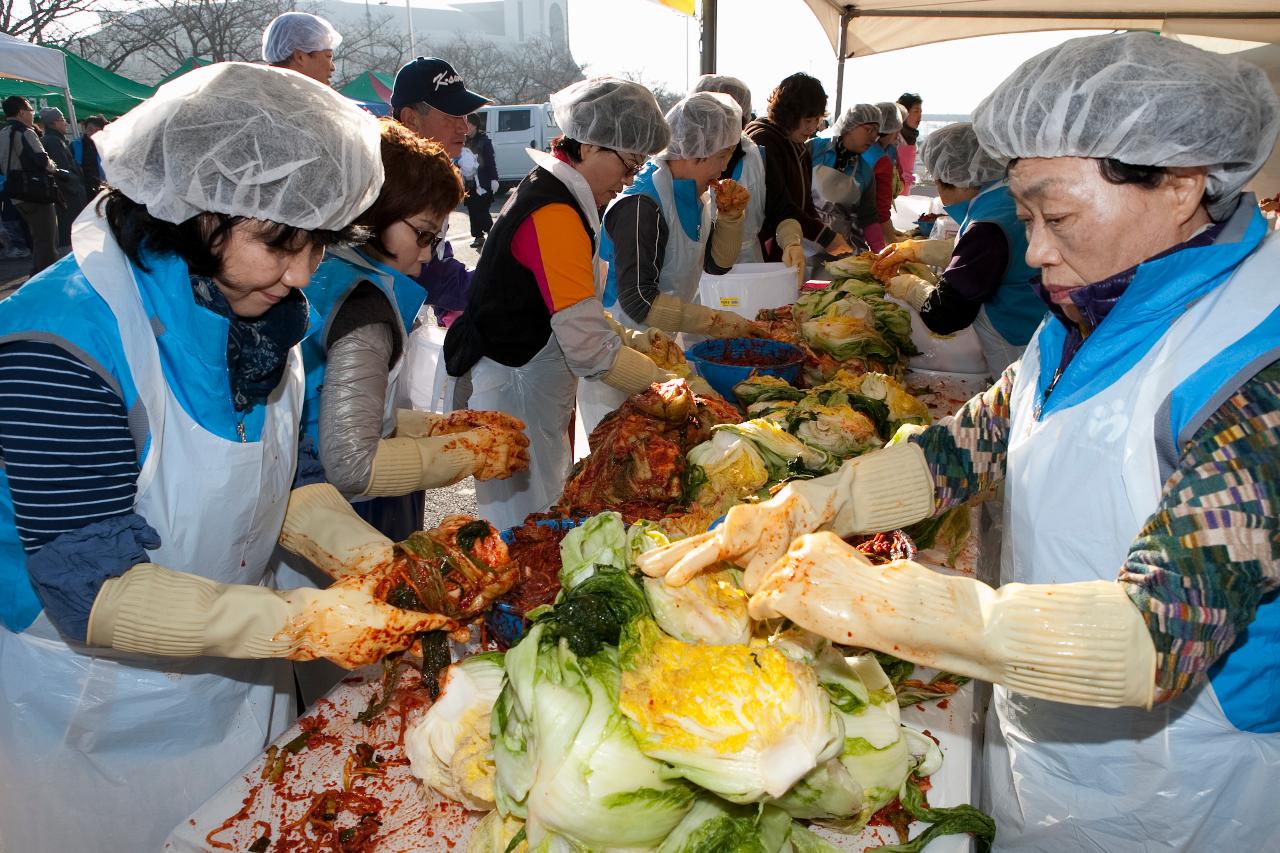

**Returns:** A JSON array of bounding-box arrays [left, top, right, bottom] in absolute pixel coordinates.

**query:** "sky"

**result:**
[[566, 0, 1108, 117]]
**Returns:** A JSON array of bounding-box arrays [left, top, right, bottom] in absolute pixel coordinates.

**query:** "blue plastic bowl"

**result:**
[[685, 338, 805, 402], [915, 216, 935, 237], [484, 518, 583, 648]]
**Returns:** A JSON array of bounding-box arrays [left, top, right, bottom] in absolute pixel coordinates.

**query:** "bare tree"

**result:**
[[619, 70, 683, 113], [1, 0, 100, 45], [331, 13, 406, 90]]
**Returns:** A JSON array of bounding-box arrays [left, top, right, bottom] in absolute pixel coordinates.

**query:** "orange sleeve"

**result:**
[[510, 203, 596, 314]]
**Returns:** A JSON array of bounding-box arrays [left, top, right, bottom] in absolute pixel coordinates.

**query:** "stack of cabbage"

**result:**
[[670, 371, 931, 535], [405, 513, 994, 853]]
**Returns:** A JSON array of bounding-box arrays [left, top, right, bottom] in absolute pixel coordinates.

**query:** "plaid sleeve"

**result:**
[[909, 362, 1016, 512], [1119, 360, 1280, 702]]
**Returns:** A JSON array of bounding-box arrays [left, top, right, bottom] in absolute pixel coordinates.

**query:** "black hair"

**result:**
[[551, 135, 584, 163], [97, 189, 362, 276], [1097, 158, 1167, 190], [897, 93, 923, 110], [766, 73, 827, 133], [2, 96, 30, 118]]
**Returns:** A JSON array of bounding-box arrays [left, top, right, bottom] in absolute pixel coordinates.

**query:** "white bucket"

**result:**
[[698, 262, 798, 320]]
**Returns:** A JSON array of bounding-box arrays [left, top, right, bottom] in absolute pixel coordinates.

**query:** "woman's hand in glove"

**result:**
[[710, 178, 750, 217], [705, 309, 766, 339], [278, 582, 455, 668], [437, 425, 530, 480], [397, 407, 526, 439]]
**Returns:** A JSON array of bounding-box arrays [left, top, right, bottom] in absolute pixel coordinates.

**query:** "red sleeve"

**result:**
[[873, 157, 894, 223]]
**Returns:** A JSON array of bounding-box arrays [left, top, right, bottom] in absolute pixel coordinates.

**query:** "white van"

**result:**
[[473, 103, 560, 188]]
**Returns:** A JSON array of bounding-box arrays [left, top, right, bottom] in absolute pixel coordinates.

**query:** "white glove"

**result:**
[[474, 183, 487, 197], [887, 273, 936, 311], [637, 442, 935, 592], [87, 563, 452, 668], [277, 483, 393, 580], [749, 532, 1157, 709], [490, 179, 499, 193]]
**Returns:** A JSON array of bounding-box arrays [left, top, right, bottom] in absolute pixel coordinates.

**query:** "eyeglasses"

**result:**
[[402, 220, 444, 252], [607, 149, 645, 179]]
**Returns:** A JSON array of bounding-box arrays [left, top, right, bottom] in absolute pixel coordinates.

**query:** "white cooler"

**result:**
[[698, 262, 798, 320]]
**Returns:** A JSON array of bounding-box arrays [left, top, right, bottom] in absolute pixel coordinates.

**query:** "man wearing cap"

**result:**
[[391, 56, 490, 412], [39, 107, 86, 248], [262, 12, 341, 86], [0, 96, 58, 274]]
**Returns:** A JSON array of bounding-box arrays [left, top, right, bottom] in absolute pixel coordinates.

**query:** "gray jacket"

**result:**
[[0, 121, 53, 177]]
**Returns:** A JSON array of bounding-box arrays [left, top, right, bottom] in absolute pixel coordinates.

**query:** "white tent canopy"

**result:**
[[0, 32, 76, 126], [0, 32, 68, 88], [803, 2, 1280, 59]]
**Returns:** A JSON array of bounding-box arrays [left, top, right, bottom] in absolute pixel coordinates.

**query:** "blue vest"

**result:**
[[957, 182, 1044, 346], [0, 251, 314, 630], [810, 136, 873, 193], [1034, 205, 1280, 732], [299, 250, 426, 445], [600, 161, 705, 314]]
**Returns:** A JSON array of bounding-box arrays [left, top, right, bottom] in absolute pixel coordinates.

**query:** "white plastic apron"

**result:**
[[579, 161, 715, 434], [956, 182, 1025, 377], [985, 234, 1280, 852], [0, 212, 300, 853], [734, 136, 766, 264], [471, 149, 596, 531]]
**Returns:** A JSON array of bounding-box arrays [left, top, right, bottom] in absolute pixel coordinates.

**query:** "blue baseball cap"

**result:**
[[391, 57, 490, 116]]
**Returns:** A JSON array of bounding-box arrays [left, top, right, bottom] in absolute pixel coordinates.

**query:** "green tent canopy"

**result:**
[[0, 48, 154, 121], [339, 71, 394, 106]]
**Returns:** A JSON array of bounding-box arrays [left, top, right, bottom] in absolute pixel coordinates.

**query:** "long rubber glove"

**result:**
[[636, 441, 935, 592], [86, 563, 452, 669], [362, 425, 530, 496], [776, 218, 805, 288], [647, 293, 762, 339], [277, 483, 393, 580], [749, 532, 1157, 709], [872, 238, 954, 279], [709, 209, 745, 269], [599, 345, 681, 395], [393, 408, 527, 440], [887, 273, 935, 311]]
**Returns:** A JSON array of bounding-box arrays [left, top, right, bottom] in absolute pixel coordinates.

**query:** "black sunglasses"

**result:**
[[402, 220, 444, 252]]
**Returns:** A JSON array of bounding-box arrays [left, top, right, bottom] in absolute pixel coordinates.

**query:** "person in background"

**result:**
[[873, 122, 1044, 375], [0, 62, 445, 853], [391, 56, 490, 331], [745, 73, 852, 284], [463, 113, 499, 249], [39, 107, 86, 249], [862, 101, 906, 251], [71, 114, 106, 197], [692, 73, 768, 264], [444, 78, 683, 530], [300, 119, 527, 547], [0, 95, 58, 275], [642, 32, 1280, 853], [261, 11, 341, 86], [896, 92, 923, 192], [809, 103, 882, 252]]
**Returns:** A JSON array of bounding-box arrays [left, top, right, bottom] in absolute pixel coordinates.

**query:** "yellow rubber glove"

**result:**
[[872, 238, 955, 279], [277, 483, 393, 580], [86, 563, 453, 669], [776, 218, 805, 287], [749, 532, 1157, 709], [394, 408, 526, 440], [600, 345, 681, 395], [636, 442, 934, 592], [887, 273, 936, 311], [709, 210, 746, 269], [363, 426, 531, 496]]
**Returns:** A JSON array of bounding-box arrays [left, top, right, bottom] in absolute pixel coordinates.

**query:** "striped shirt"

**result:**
[[913, 360, 1280, 701], [0, 340, 139, 552]]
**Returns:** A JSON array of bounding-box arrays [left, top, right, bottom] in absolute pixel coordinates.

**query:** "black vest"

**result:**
[[444, 167, 596, 377]]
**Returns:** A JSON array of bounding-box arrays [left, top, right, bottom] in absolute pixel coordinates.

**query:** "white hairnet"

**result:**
[[920, 122, 1006, 188], [661, 92, 742, 160], [692, 73, 751, 121], [833, 103, 881, 137], [261, 13, 341, 64], [98, 62, 383, 230], [876, 101, 903, 136], [973, 31, 1280, 220], [551, 77, 670, 155]]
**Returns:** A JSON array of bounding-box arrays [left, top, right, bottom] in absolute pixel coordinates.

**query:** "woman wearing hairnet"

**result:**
[[692, 74, 769, 264], [639, 32, 1280, 851], [873, 122, 1045, 375], [862, 101, 907, 251], [0, 64, 452, 851], [444, 78, 684, 531], [808, 103, 883, 252]]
